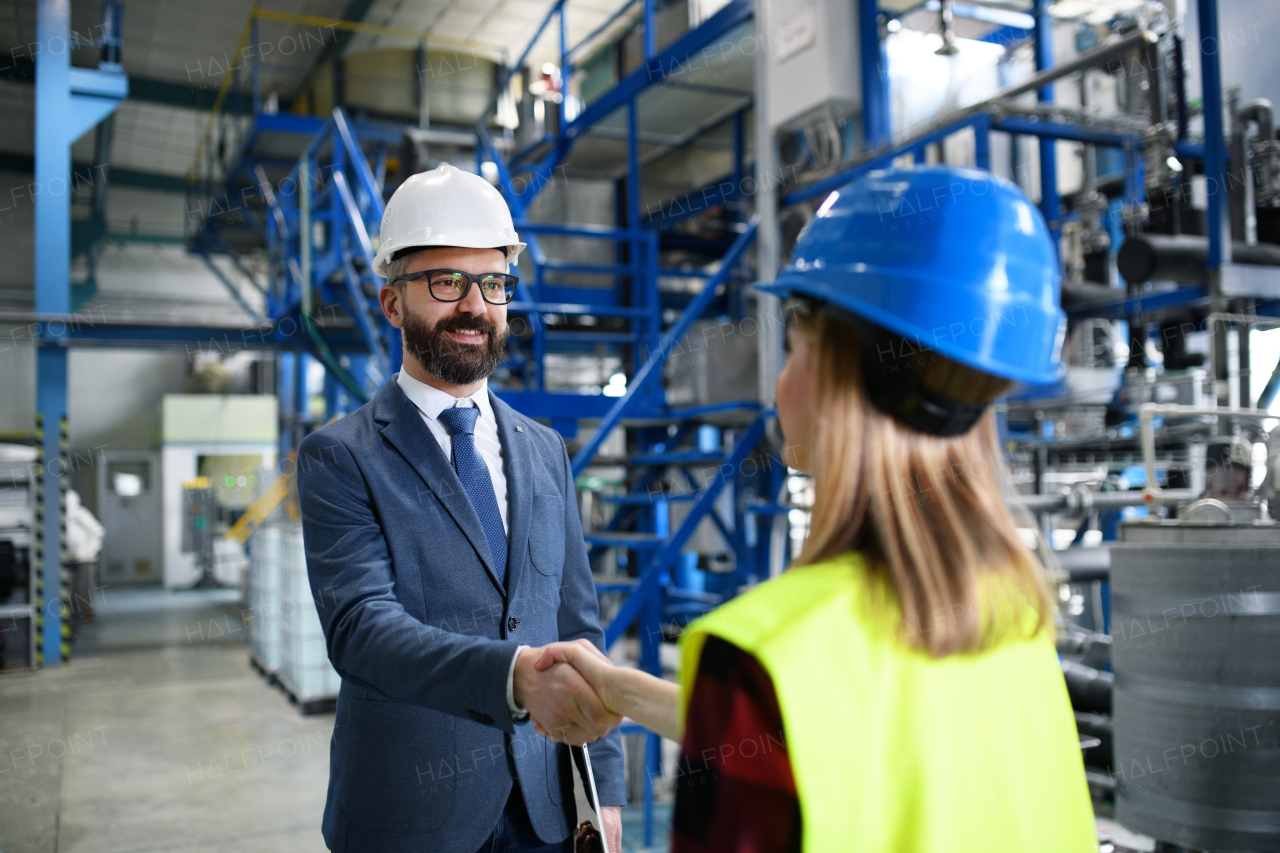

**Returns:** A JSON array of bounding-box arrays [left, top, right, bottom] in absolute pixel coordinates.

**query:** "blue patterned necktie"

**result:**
[[437, 405, 508, 586]]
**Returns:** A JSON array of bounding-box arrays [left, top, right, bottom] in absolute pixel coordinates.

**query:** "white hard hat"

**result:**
[[373, 163, 525, 278]]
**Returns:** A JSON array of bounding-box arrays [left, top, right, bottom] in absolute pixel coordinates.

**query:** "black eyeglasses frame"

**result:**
[[388, 268, 520, 305]]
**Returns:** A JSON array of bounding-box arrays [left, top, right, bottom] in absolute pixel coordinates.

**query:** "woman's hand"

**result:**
[[532, 638, 684, 743], [531, 639, 619, 736]]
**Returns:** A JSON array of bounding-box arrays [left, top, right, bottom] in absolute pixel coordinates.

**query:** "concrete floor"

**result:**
[[0, 588, 670, 853]]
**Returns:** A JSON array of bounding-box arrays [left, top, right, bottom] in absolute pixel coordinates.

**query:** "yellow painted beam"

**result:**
[[223, 472, 291, 545]]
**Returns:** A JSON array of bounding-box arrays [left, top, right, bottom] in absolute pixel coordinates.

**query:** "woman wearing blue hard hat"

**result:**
[[535, 166, 1095, 851]]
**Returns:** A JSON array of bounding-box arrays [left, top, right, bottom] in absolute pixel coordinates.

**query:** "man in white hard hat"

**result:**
[[1204, 436, 1254, 502], [297, 164, 624, 853]]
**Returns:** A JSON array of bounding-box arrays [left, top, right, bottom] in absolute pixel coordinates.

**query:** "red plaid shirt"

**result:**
[[671, 635, 801, 853]]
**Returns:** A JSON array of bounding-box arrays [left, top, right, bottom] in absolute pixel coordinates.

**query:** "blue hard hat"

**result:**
[[759, 166, 1066, 386]]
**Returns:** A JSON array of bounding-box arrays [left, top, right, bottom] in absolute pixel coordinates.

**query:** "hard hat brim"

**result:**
[[373, 240, 526, 278], [756, 276, 1066, 387]]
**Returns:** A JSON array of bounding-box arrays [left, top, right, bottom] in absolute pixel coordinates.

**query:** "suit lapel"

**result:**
[[490, 391, 531, 601], [376, 381, 504, 595]]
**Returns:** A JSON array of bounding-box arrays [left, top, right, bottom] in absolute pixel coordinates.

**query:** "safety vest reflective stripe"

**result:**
[[681, 553, 1096, 853]]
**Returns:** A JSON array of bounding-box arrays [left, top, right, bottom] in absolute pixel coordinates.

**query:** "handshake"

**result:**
[[511, 639, 624, 746]]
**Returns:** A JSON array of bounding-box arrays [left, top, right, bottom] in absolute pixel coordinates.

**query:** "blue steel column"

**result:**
[[1197, 0, 1228, 269], [1033, 0, 1060, 240], [859, 0, 891, 149], [34, 0, 72, 667], [33, 0, 124, 665]]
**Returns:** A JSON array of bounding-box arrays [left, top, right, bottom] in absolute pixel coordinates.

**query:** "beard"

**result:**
[[401, 304, 509, 386]]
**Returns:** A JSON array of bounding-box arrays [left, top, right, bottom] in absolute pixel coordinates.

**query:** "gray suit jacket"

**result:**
[[296, 377, 624, 853]]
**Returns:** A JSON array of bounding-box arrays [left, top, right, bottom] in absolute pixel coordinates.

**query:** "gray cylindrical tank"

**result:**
[[1111, 521, 1280, 852]]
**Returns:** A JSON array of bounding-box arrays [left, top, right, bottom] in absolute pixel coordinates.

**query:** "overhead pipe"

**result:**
[[935, 0, 960, 56], [1117, 233, 1280, 283], [1011, 487, 1149, 516]]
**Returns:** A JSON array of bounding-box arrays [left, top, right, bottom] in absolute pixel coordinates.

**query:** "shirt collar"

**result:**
[[396, 371, 493, 424]]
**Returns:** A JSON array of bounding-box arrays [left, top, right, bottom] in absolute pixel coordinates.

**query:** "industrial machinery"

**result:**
[[1111, 517, 1280, 853], [18, 0, 1280, 845], [180, 477, 219, 589], [0, 450, 37, 671]]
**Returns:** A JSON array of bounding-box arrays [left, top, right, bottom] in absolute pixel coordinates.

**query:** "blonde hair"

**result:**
[[791, 310, 1050, 657]]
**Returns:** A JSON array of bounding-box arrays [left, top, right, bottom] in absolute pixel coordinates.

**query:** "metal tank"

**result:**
[[1111, 518, 1280, 852]]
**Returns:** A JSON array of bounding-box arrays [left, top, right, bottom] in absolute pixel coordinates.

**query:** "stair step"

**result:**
[[584, 532, 664, 548], [596, 493, 698, 505]]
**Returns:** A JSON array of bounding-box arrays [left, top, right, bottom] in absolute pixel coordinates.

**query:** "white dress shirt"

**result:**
[[396, 370, 508, 531], [395, 370, 527, 719]]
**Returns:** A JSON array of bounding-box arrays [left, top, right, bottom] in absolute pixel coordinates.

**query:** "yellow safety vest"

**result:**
[[681, 552, 1095, 852]]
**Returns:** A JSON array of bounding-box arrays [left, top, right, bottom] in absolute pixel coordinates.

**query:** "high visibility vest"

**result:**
[[681, 552, 1095, 852]]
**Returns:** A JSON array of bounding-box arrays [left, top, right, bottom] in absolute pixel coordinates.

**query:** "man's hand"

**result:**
[[601, 805, 621, 853], [513, 642, 621, 745], [531, 638, 621, 723]]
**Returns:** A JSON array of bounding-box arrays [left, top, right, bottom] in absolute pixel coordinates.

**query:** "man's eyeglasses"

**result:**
[[389, 269, 519, 305]]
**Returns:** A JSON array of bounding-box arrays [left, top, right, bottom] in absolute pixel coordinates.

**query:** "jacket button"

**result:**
[[508, 616, 517, 631]]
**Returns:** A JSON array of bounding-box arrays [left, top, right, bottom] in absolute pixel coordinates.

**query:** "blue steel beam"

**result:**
[[566, 0, 641, 62], [784, 113, 987, 206], [565, 0, 751, 135], [570, 219, 758, 478], [978, 24, 1033, 47], [783, 109, 1141, 209], [922, 0, 1033, 29], [603, 413, 768, 648], [992, 115, 1138, 149], [1065, 285, 1210, 320]]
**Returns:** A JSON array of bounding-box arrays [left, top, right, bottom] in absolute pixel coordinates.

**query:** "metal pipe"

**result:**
[[859, 0, 891, 149], [1117, 233, 1280, 282], [1173, 34, 1189, 141], [1012, 488, 1148, 516], [1138, 403, 1274, 505], [755, 0, 783, 408], [1229, 98, 1275, 242], [1061, 660, 1112, 715], [993, 29, 1158, 103], [936, 0, 960, 56], [1143, 38, 1164, 125], [786, 29, 1155, 207]]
